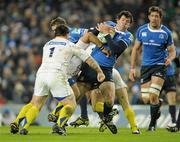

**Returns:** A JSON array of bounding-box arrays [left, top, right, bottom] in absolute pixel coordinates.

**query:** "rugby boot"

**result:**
[[20, 128, 28, 135], [10, 122, 19, 134], [69, 117, 89, 127], [48, 113, 58, 123]]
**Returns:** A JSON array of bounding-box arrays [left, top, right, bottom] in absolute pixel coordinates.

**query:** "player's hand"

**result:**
[[165, 57, 171, 66], [97, 72, 105, 82], [97, 23, 114, 34], [129, 68, 136, 82]]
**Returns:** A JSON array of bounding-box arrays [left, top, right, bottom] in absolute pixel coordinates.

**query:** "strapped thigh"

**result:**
[[149, 83, 162, 96]]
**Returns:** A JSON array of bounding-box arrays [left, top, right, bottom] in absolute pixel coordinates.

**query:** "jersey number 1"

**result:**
[[49, 47, 55, 57]]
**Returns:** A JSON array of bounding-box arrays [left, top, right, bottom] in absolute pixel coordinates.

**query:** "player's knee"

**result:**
[[149, 83, 162, 96], [64, 105, 75, 116], [141, 97, 149, 104]]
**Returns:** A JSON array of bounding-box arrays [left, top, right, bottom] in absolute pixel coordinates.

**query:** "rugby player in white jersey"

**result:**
[[10, 17, 105, 135]]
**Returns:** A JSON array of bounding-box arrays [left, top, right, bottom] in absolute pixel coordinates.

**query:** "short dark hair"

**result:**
[[54, 25, 69, 36], [50, 17, 69, 36], [116, 10, 133, 23], [148, 6, 163, 18], [50, 17, 67, 28]]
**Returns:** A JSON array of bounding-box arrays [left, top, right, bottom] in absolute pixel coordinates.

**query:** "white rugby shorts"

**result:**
[[33, 71, 73, 98], [112, 68, 127, 89]]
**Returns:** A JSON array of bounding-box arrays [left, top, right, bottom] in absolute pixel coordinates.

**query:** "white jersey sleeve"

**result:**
[[69, 44, 90, 62]]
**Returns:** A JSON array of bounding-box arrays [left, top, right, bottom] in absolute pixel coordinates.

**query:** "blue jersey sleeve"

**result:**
[[166, 30, 174, 47], [69, 28, 87, 43], [136, 26, 142, 43], [123, 33, 133, 46]]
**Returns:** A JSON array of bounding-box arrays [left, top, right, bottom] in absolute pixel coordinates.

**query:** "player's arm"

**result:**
[[165, 44, 176, 66], [105, 35, 128, 55], [88, 27, 100, 36], [80, 30, 111, 56], [71, 46, 105, 82], [97, 23, 127, 55], [129, 40, 141, 81]]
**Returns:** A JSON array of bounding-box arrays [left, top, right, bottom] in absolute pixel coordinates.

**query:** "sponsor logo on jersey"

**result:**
[[149, 39, 154, 43], [159, 34, 164, 39]]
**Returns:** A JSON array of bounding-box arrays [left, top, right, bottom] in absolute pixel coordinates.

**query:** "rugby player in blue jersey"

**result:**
[[129, 6, 176, 131], [68, 12, 140, 134], [76, 10, 134, 134]]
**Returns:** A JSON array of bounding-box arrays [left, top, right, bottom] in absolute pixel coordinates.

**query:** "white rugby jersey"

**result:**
[[67, 43, 96, 76], [37, 37, 90, 76]]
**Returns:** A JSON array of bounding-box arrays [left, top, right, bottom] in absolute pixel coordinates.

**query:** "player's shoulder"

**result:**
[[125, 30, 133, 37], [161, 24, 172, 35]]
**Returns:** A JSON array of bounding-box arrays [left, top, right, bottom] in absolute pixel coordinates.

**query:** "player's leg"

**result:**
[[148, 76, 164, 131], [140, 66, 151, 104], [165, 75, 177, 124], [52, 95, 76, 136], [167, 108, 180, 132], [167, 91, 176, 124], [19, 95, 47, 135], [141, 81, 151, 104], [57, 96, 76, 126], [116, 88, 140, 134], [48, 79, 80, 123], [113, 68, 140, 134], [69, 82, 91, 127], [99, 81, 115, 118], [177, 109, 180, 130], [90, 89, 104, 113], [10, 73, 48, 135], [10, 103, 33, 131], [50, 73, 77, 135], [98, 82, 118, 134]]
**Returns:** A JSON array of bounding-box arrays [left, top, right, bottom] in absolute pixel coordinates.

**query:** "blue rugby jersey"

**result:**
[[136, 23, 174, 66], [68, 27, 86, 43], [91, 21, 133, 67]]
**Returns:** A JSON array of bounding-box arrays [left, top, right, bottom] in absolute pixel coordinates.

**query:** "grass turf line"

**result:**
[[0, 126, 179, 142]]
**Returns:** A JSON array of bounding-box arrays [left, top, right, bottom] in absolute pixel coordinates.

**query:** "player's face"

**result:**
[[148, 12, 162, 29], [117, 15, 131, 30]]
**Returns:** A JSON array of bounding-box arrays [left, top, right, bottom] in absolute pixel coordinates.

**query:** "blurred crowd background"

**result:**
[[0, 0, 180, 107]]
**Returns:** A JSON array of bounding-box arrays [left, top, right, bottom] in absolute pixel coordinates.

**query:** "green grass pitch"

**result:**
[[0, 126, 179, 142]]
